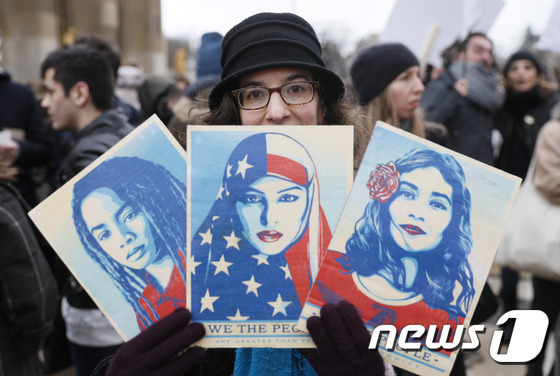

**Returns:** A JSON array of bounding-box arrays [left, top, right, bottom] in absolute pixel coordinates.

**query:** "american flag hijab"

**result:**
[[192, 133, 331, 320]]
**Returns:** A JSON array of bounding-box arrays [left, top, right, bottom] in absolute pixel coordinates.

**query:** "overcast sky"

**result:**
[[161, 0, 557, 61]]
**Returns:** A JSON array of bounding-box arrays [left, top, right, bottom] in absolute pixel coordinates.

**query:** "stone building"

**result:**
[[0, 0, 165, 82]]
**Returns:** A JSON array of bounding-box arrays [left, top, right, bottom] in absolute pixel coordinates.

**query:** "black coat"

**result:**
[[57, 109, 134, 186], [421, 70, 500, 165], [0, 71, 53, 205], [0, 180, 58, 375], [495, 86, 559, 179]]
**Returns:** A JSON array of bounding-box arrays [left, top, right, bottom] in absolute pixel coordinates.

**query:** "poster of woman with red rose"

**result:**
[[298, 122, 521, 376]]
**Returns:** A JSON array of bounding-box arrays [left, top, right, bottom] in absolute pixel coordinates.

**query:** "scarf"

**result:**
[[448, 60, 504, 112], [233, 348, 317, 376]]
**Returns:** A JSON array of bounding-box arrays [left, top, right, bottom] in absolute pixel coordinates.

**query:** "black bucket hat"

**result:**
[[209, 12, 345, 109]]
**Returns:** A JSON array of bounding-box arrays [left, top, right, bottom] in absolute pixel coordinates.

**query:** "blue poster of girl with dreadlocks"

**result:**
[[71, 155, 187, 332], [187, 126, 353, 347], [299, 122, 521, 376], [29, 116, 187, 339]]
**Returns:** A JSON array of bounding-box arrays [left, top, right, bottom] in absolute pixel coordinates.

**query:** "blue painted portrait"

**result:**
[[191, 133, 331, 321], [342, 148, 474, 314], [307, 148, 475, 337], [72, 156, 187, 331]]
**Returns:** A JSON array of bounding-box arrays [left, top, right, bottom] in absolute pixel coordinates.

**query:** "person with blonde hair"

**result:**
[[350, 43, 432, 140]]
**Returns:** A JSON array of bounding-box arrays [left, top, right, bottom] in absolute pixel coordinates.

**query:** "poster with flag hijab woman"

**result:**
[[187, 125, 353, 348]]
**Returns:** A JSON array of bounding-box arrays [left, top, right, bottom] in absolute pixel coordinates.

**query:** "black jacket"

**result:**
[[495, 87, 559, 179], [57, 109, 134, 186], [0, 180, 58, 375], [421, 69, 500, 165], [0, 70, 53, 205]]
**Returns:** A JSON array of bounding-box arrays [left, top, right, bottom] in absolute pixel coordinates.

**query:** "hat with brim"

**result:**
[[209, 12, 345, 110]]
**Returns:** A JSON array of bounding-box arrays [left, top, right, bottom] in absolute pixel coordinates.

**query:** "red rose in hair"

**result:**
[[367, 162, 400, 202]]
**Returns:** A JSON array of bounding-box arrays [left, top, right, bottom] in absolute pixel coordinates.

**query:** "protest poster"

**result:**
[[298, 121, 521, 375], [29, 115, 187, 340], [187, 125, 353, 348]]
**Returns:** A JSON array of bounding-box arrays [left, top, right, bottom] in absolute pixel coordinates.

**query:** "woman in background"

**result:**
[[494, 51, 559, 361], [350, 42, 447, 146]]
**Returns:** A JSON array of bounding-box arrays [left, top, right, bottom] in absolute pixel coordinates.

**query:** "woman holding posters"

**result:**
[[72, 156, 187, 331], [91, 12, 385, 376], [192, 132, 331, 320], [195, 12, 381, 376], [334, 148, 475, 326]]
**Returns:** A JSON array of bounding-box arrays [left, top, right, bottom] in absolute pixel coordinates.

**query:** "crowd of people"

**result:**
[[0, 9, 559, 376]]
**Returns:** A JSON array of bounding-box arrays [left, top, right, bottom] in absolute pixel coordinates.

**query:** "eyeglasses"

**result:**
[[232, 81, 320, 110]]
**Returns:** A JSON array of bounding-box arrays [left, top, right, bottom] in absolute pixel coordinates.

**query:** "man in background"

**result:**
[[40, 44, 134, 376], [421, 32, 504, 165], [74, 35, 143, 126], [0, 32, 53, 207]]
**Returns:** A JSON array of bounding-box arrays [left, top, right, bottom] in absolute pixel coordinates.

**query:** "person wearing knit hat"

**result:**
[[184, 32, 223, 100], [168, 32, 224, 148], [196, 32, 223, 80], [351, 43, 419, 104], [496, 47, 557, 184], [350, 43, 431, 142], [90, 12, 382, 376], [502, 50, 542, 77], [494, 49, 559, 375], [169, 32, 224, 146]]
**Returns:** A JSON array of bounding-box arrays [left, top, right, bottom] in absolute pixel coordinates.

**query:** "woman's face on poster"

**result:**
[[236, 176, 308, 256], [388, 167, 453, 253], [81, 187, 158, 270]]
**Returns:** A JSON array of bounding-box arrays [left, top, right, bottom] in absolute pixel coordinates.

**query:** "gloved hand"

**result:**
[[106, 308, 205, 376], [300, 300, 385, 376]]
